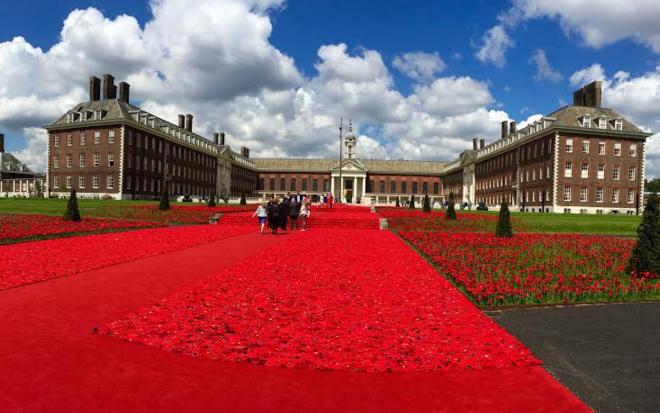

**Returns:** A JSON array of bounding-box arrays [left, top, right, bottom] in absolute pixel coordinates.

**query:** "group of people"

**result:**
[[253, 192, 320, 235]]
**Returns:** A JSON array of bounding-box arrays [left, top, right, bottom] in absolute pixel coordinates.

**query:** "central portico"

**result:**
[[331, 158, 367, 204]]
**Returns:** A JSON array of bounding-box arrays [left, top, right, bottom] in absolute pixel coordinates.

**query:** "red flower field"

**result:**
[[92, 204, 256, 224], [0, 213, 159, 244], [400, 231, 660, 307], [378, 208, 506, 232], [101, 228, 540, 372], [0, 224, 253, 290]]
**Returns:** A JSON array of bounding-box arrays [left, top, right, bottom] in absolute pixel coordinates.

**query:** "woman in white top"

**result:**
[[299, 202, 310, 231], [252, 202, 268, 235]]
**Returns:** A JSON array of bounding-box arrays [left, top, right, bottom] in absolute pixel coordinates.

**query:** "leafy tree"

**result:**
[[159, 179, 170, 211], [208, 190, 216, 207], [645, 178, 660, 194], [63, 189, 81, 222], [446, 192, 456, 220], [240, 193, 247, 205], [628, 192, 659, 276], [408, 194, 415, 209], [495, 201, 513, 238], [422, 193, 431, 212]]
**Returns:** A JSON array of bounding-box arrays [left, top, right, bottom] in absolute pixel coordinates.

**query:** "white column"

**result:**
[[362, 176, 366, 200], [330, 176, 335, 198], [352, 177, 357, 204]]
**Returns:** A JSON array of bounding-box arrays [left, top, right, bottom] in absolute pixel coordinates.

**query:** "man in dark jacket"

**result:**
[[280, 197, 290, 230], [289, 199, 299, 229], [267, 198, 281, 234]]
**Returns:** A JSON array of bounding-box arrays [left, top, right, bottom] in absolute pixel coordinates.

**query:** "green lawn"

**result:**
[[0, 198, 156, 216]]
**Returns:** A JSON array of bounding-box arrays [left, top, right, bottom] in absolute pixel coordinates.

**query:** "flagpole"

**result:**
[[338, 117, 343, 203]]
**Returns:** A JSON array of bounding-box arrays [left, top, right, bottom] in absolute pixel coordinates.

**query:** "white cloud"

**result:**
[[410, 77, 494, 117], [569, 63, 606, 86], [474, 25, 514, 68], [392, 51, 446, 82], [529, 49, 562, 82], [507, 0, 660, 53], [12, 127, 48, 171]]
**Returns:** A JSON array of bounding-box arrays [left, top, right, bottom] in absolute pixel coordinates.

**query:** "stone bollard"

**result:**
[[209, 213, 222, 224], [370, 206, 376, 213], [379, 218, 388, 230]]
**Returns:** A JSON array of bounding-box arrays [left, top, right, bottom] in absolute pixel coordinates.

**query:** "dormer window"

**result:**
[[598, 117, 607, 129], [614, 119, 623, 131], [94, 110, 105, 120], [581, 115, 591, 127], [67, 112, 78, 123]]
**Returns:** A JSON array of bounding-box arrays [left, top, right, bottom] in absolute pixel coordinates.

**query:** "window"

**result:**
[[532, 192, 536, 202], [53, 156, 59, 169], [379, 180, 385, 193], [597, 164, 605, 179], [390, 181, 396, 193], [93, 154, 100, 167], [290, 178, 296, 191], [302, 178, 308, 191], [565, 138, 573, 153], [79, 176, 85, 189], [582, 141, 589, 153], [627, 189, 635, 204], [107, 176, 114, 189], [412, 182, 418, 194], [598, 117, 607, 129], [94, 131, 100, 144], [107, 153, 114, 167], [80, 132, 86, 145], [93, 176, 100, 189], [580, 187, 588, 202], [614, 119, 623, 131], [532, 170, 536, 181], [563, 186, 571, 202], [67, 134, 72, 146], [312, 179, 318, 191], [596, 188, 603, 203], [598, 142, 605, 155], [539, 168, 543, 180], [53, 176, 60, 188], [611, 188, 619, 203], [423, 182, 428, 194], [433, 182, 439, 194], [127, 131, 133, 146], [109, 131, 115, 144], [613, 166, 620, 180], [66, 176, 72, 189], [564, 161, 572, 178], [628, 166, 635, 180], [582, 116, 591, 127], [143, 157, 148, 171], [269, 178, 275, 190], [401, 182, 407, 193], [614, 142, 621, 156], [54, 136, 60, 147], [581, 163, 589, 178], [79, 153, 85, 167], [66, 155, 72, 168], [630, 144, 637, 157], [547, 165, 551, 179], [279, 178, 286, 191]]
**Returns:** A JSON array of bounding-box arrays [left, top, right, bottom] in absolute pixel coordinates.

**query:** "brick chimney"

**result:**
[[89, 76, 101, 101], [185, 114, 193, 132], [573, 80, 602, 107], [480, 139, 485, 149], [0, 133, 4, 153], [177, 114, 185, 128], [102, 74, 116, 100], [472, 138, 478, 150], [118, 82, 130, 103], [213, 132, 219, 145], [501, 120, 509, 139], [509, 121, 516, 134], [220, 132, 226, 145]]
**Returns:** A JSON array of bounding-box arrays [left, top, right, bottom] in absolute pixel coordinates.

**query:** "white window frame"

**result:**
[[108, 153, 115, 167], [597, 164, 605, 179], [581, 163, 589, 179], [596, 188, 603, 203], [93, 176, 100, 189], [598, 142, 605, 155], [94, 131, 101, 145], [614, 119, 623, 131], [564, 161, 572, 178], [53, 156, 59, 169], [53, 176, 60, 187], [565, 138, 573, 153], [612, 188, 619, 203], [93, 154, 100, 167], [613, 166, 620, 180], [614, 142, 621, 156], [582, 116, 591, 127], [67, 134, 73, 146], [563, 186, 571, 202], [79, 176, 85, 189], [66, 176, 72, 189], [582, 141, 589, 153], [630, 144, 637, 157], [109, 130, 115, 144], [598, 117, 607, 129], [66, 155, 72, 169], [107, 176, 114, 190], [627, 189, 635, 204], [628, 166, 635, 181], [580, 187, 588, 202], [79, 153, 85, 168]]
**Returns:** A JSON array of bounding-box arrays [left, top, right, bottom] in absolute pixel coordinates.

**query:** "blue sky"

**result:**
[[1, 0, 659, 177]]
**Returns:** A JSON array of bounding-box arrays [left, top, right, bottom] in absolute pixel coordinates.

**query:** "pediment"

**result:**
[[331, 158, 367, 172]]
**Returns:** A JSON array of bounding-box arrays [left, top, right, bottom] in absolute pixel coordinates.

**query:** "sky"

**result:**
[[1, 0, 659, 178]]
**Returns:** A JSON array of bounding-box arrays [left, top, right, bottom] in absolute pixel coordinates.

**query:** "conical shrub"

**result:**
[[208, 190, 216, 207], [159, 180, 170, 211], [446, 192, 456, 220], [495, 201, 513, 238], [628, 192, 659, 276], [423, 194, 431, 212], [240, 193, 247, 205], [63, 189, 81, 222], [409, 194, 415, 209]]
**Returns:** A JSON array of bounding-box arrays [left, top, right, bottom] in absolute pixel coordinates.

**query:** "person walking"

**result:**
[[328, 193, 334, 209], [300, 201, 310, 231], [252, 202, 268, 235], [289, 198, 299, 229], [280, 196, 290, 231], [267, 198, 281, 234]]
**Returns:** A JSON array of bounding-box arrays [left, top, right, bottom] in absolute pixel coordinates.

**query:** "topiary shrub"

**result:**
[[159, 180, 170, 211], [495, 201, 513, 238], [422, 194, 431, 212], [409, 194, 415, 209], [446, 192, 456, 220], [240, 193, 247, 205], [63, 189, 81, 222], [628, 192, 659, 276], [208, 190, 216, 207]]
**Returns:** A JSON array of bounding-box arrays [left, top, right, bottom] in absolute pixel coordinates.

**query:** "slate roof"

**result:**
[[252, 157, 447, 174]]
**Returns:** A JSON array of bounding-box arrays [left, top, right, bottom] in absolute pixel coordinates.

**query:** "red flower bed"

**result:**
[[400, 231, 660, 307], [0, 225, 252, 291], [378, 208, 503, 232], [0, 213, 159, 244], [101, 229, 539, 372], [91, 204, 256, 224]]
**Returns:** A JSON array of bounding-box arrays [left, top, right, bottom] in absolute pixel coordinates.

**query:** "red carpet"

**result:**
[[0, 226, 590, 412]]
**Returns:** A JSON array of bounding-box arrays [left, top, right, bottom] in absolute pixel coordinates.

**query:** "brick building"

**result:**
[[0, 133, 46, 197]]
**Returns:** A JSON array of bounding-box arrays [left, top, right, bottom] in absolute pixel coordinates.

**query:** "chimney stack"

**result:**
[[185, 114, 193, 132], [480, 139, 485, 149], [509, 121, 516, 134], [240, 146, 250, 158], [213, 132, 219, 145], [572, 80, 602, 107], [102, 74, 116, 100], [89, 76, 101, 101], [220, 132, 226, 145], [501, 120, 509, 139], [118, 82, 130, 103], [177, 114, 185, 128], [472, 138, 478, 151], [0, 133, 5, 152]]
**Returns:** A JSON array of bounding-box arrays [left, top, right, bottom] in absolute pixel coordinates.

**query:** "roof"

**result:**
[[0, 152, 34, 173], [545, 105, 647, 134], [252, 157, 447, 175], [46, 99, 139, 127]]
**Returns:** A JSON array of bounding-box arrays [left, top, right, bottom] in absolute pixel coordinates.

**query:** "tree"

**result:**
[[208, 190, 216, 207], [446, 192, 456, 220], [240, 193, 247, 205], [422, 193, 431, 212], [628, 192, 659, 276], [159, 179, 170, 211], [408, 194, 415, 209], [63, 189, 81, 222], [645, 178, 660, 194], [495, 201, 513, 238]]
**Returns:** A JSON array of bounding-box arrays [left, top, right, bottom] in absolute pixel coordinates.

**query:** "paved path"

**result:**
[[490, 302, 660, 413], [1, 229, 587, 412]]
